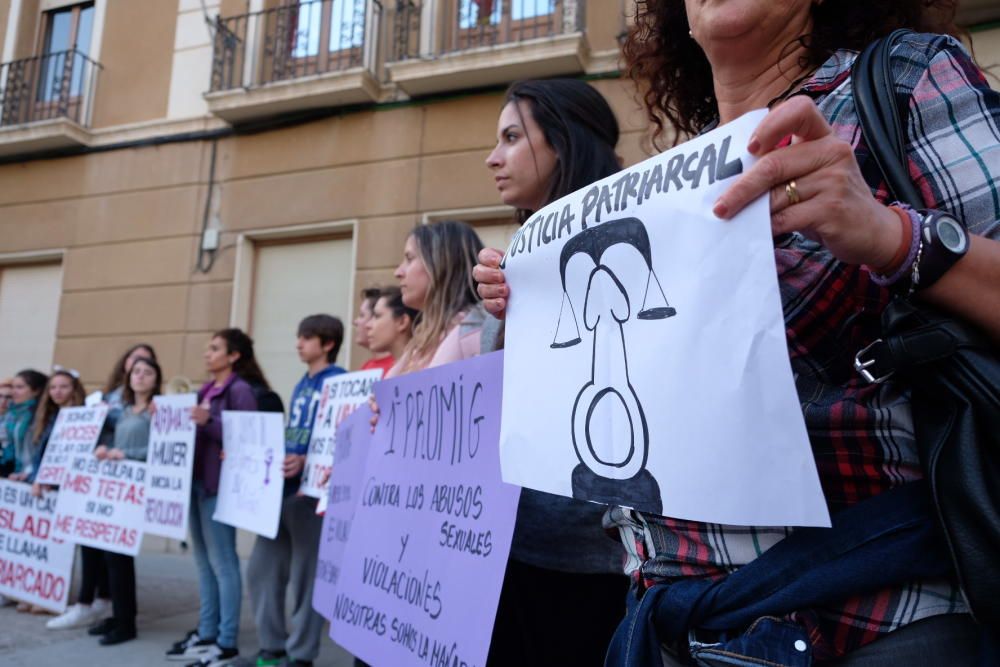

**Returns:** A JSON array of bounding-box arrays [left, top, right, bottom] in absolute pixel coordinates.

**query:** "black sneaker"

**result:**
[[285, 660, 313, 667], [98, 625, 137, 646], [87, 617, 117, 636], [185, 646, 239, 667], [167, 633, 219, 661], [168, 629, 199, 654]]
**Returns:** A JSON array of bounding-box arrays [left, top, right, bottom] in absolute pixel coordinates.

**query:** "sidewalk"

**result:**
[[0, 551, 354, 667]]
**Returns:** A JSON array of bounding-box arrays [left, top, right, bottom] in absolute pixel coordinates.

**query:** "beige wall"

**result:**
[[0, 0, 11, 58], [89, 0, 177, 128], [0, 77, 644, 390], [12, 0, 38, 59], [971, 25, 1000, 76]]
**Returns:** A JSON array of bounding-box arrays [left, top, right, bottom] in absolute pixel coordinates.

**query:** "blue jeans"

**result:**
[[189, 481, 242, 648]]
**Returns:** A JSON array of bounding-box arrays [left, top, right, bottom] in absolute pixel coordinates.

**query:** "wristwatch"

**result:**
[[914, 210, 969, 290]]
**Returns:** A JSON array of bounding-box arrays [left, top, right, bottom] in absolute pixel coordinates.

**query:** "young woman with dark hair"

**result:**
[[475, 78, 629, 667], [1, 369, 47, 479], [389, 220, 486, 376], [103, 344, 157, 428], [167, 329, 260, 665], [89, 357, 162, 646], [366, 286, 417, 373]]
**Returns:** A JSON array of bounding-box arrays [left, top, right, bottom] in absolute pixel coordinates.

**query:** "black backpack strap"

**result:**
[[849, 29, 977, 383], [851, 28, 924, 209]]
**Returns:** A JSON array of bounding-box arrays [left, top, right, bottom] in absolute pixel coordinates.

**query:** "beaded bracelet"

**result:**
[[868, 203, 922, 287]]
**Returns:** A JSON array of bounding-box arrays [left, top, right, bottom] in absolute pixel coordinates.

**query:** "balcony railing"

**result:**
[[392, 0, 584, 61], [211, 0, 382, 92], [0, 49, 101, 128]]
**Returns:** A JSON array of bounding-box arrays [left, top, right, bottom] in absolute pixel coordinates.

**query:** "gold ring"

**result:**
[[785, 180, 801, 206]]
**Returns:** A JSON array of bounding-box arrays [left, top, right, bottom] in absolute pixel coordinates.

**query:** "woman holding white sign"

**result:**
[[477, 1, 1000, 664], [38, 369, 116, 630], [478, 78, 630, 667], [89, 357, 161, 646], [9, 369, 84, 616], [166, 329, 260, 665]]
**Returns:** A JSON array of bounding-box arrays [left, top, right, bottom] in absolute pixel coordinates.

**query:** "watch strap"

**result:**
[[914, 210, 969, 290]]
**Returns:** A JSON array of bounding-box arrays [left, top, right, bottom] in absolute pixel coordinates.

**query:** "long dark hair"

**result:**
[[15, 370, 48, 399], [624, 0, 962, 148], [503, 79, 621, 221], [103, 343, 157, 394], [122, 357, 163, 407], [32, 370, 85, 442], [213, 328, 271, 390]]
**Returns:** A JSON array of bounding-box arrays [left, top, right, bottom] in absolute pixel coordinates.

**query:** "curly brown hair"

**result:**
[[623, 0, 962, 149]]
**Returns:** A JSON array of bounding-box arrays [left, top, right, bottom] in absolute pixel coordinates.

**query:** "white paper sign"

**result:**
[[34, 405, 108, 486], [0, 480, 75, 612], [499, 110, 830, 527], [53, 457, 147, 556], [145, 394, 197, 540], [300, 370, 383, 499], [213, 411, 285, 539]]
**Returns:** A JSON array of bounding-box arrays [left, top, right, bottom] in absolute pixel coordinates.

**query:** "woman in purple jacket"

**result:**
[[167, 329, 266, 666]]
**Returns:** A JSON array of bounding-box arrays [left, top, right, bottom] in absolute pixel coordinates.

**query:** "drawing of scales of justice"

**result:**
[[550, 217, 675, 514]]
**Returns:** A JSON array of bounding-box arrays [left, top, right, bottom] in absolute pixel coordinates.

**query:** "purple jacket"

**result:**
[[194, 374, 257, 496]]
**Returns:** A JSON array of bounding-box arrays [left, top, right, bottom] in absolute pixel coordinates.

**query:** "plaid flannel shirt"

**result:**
[[605, 32, 1000, 661]]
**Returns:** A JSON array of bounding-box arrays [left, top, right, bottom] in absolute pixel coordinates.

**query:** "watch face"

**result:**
[[936, 218, 967, 252]]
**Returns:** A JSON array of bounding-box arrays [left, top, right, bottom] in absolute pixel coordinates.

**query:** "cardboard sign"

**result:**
[[0, 480, 75, 612], [499, 110, 830, 527], [213, 411, 285, 539], [34, 405, 108, 486], [312, 407, 373, 620], [53, 457, 146, 556], [300, 370, 383, 499], [329, 352, 520, 667], [145, 394, 197, 540]]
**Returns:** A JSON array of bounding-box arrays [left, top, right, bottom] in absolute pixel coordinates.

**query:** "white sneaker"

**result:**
[[91, 597, 112, 619], [45, 602, 104, 630]]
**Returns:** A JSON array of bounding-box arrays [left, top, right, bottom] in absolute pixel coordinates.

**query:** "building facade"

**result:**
[[0, 0, 998, 408]]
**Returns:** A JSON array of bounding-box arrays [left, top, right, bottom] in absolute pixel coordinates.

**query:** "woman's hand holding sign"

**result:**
[[474, 248, 509, 320], [713, 97, 901, 269]]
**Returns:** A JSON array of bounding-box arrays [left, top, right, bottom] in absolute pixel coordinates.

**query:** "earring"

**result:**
[[688, 29, 693, 37]]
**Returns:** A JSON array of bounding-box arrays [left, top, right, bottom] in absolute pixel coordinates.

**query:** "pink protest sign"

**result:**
[[312, 406, 373, 620], [328, 352, 520, 667]]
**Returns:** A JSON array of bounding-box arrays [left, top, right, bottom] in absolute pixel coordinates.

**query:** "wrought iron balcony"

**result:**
[[393, 0, 584, 61], [0, 48, 101, 128], [388, 0, 588, 97], [210, 0, 381, 92], [206, 0, 383, 122]]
